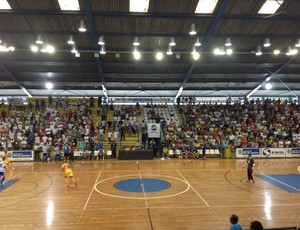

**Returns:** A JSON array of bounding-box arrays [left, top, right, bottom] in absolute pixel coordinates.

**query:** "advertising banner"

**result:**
[[0, 150, 34, 161], [236, 148, 260, 158], [147, 123, 161, 138], [285, 148, 300, 158], [261, 148, 286, 158]]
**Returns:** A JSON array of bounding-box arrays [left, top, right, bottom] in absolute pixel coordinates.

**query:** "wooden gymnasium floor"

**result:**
[[0, 158, 299, 230]]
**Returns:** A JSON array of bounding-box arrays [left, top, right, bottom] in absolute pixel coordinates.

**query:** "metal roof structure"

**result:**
[[0, 0, 299, 103]]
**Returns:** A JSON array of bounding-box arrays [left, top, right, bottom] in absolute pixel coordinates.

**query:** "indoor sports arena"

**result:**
[[0, 1, 300, 230]]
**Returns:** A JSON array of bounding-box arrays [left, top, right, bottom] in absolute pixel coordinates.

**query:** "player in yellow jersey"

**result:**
[[61, 162, 77, 187], [4, 151, 14, 170]]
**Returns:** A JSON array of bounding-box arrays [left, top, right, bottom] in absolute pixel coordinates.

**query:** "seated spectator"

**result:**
[[229, 214, 243, 230], [249, 221, 263, 230]]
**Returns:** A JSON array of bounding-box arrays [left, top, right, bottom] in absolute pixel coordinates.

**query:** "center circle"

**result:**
[[114, 178, 171, 192]]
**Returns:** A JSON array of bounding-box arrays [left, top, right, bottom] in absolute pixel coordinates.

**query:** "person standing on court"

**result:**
[[0, 156, 6, 185], [61, 162, 77, 187], [111, 140, 117, 159], [229, 214, 243, 230], [202, 143, 206, 160], [245, 154, 255, 183], [64, 142, 70, 162]]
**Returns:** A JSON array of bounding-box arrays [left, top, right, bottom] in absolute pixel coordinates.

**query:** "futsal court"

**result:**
[[0, 158, 299, 230]]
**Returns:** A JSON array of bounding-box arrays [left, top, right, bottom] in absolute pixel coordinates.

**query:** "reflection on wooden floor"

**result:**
[[0, 158, 299, 230]]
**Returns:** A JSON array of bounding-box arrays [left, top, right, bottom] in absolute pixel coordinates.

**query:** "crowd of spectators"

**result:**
[[0, 97, 106, 160], [0, 97, 144, 161], [162, 97, 300, 156], [1, 96, 300, 160]]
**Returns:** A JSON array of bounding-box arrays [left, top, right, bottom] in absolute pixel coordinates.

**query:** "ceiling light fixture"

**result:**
[[191, 46, 200, 60], [98, 36, 105, 45], [36, 35, 43, 44], [166, 46, 173, 55], [99, 45, 106, 54], [78, 20, 87, 32], [46, 45, 55, 53], [71, 45, 78, 53], [214, 48, 221, 55], [273, 49, 280, 55], [156, 52, 164, 61], [255, 46, 262, 56], [169, 37, 176, 46], [31, 45, 39, 52], [0, 43, 9, 52], [264, 38, 271, 47], [226, 48, 233, 55], [67, 35, 75, 45], [45, 82, 53, 90], [133, 37, 140, 46], [285, 46, 297, 56], [265, 83, 272, 90], [295, 39, 300, 47], [225, 37, 232, 47], [194, 37, 201, 47], [189, 23, 196, 35], [133, 49, 141, 60]]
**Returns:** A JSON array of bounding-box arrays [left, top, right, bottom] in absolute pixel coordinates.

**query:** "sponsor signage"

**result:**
[[0, 150, 34, 161], [261, 148, 285, 158], [236, 148, 260, 158], [147, 123, 161, 138], [286, 148, 300, 157]]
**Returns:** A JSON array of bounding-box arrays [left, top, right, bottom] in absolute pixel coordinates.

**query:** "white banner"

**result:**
[[0, 150, 34, 161], [236, 148, 260, 158], [286, 148, 300, 157], [147, 123, 161, 138], [261, 148, 286, 158]]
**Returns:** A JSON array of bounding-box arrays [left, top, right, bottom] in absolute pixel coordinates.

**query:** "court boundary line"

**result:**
[[83, 170, 102, 211], [175, 169, 210, 207], [257, 163, 300, 192]]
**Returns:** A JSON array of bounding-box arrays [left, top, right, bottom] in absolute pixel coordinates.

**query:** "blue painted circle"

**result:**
[[114, 178, 171, 192]]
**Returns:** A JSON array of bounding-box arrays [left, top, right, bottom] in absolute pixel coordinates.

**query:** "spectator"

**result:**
[[229, 214, 243, 230], [249, 221, 263, 230]]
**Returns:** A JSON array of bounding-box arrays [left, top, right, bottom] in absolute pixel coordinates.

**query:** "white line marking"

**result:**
[[83, 170, 102, 211], [176, 170, 210, 207], [94, 174, 190, 199], [257, 160, 300, 192]]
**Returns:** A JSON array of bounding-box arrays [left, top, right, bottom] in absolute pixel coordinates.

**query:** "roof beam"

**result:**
[[0, 62, 32, 97], [1, 29, 299, 39], [246, 58, 295, 98], [1, 58, 299, 67], [82, 0, 105, 86], [174, 0, 229, 101], [1, 10, 299, 21]]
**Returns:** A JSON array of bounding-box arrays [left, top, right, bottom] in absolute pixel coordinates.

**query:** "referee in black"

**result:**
[[245, 154, 255, 183]]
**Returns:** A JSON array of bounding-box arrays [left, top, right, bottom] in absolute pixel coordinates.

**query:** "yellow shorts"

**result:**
[[5, 159, 10, 164], [64, 169, 73, 177]]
